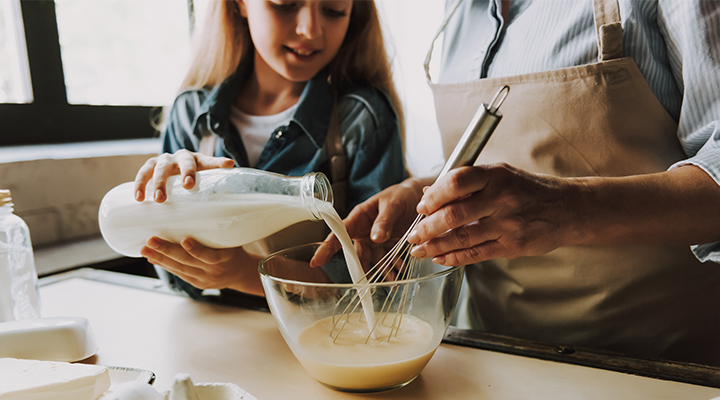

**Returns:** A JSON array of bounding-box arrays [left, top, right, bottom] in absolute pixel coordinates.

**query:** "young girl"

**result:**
[[132, 0, 406, 300]]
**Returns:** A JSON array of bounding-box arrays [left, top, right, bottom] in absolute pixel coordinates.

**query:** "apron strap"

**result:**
[[423, 0, 463, 83], [325, 102, 348, 217], [198, 133, 216, 156], [593, 0, 624, 61]]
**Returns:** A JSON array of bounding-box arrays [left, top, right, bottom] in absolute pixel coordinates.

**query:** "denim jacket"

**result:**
[[161, 59, 407, 213], [158, 59, 406, 302]]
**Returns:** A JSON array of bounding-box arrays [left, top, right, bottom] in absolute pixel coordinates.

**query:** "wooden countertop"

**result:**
[[39, 269, 720, 400]]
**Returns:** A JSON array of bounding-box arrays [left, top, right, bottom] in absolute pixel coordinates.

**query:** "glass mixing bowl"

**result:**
[[259, 242, 464, 393]]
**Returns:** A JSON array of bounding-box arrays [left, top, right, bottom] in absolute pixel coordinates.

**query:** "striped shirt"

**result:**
[[438, 0, 720, 262]]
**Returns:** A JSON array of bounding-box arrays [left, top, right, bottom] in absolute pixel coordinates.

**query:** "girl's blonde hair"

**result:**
[[178, 0, 404, 139]]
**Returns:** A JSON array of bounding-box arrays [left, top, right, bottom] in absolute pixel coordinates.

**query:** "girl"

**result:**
[[132, 0, 406, 300]]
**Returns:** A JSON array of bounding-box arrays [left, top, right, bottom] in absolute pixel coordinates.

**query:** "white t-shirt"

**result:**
[[229, 103, 298, 167]]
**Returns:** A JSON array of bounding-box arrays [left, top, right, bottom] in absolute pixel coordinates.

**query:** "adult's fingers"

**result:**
[[311, 178, 427, 267], [417, 166, 493, 216], [310, 201, 385, 268], [410, 221, 501, 260], [408, 190, 495, 244], [431, 240, 507, 267], [310, 235, 343, 268], [369, 198, 406, 243]]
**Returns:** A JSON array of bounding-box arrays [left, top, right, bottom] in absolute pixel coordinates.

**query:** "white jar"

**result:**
[[0, 189, 41, 322]]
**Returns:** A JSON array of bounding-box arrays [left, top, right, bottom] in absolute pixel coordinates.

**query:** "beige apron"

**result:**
[[426, 0, 720, 366]]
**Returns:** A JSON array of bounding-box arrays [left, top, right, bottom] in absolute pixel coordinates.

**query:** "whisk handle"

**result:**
[[437, 85, 509, 179]]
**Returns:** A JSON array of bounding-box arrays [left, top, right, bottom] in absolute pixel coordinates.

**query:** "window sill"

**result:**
[[0, 138, 160, 163], [3, 139, 161, 248]]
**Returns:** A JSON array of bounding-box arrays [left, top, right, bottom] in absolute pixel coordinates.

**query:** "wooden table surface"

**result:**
[[39, 269, 720, 400]]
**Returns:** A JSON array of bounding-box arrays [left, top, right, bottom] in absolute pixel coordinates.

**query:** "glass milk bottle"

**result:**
[[98, 168, 334, 258], [0, 189, 41, 322]]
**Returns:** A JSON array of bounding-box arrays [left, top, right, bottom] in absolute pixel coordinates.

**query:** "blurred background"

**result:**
[[0, 0, 446, 274]]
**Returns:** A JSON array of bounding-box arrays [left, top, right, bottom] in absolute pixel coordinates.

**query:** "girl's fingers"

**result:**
[[149, 154, 182, 203], [133, 158, 159, 202], [141, 246, 206, 280], [195, 153, 235, 170], [133, 150, 234, 203], [155, 263, 207, 289], [150, 256, 201, 280], [179, 154, 234, 190], [175, 151, 199, 190], [143, 237, 199, 266], [174, 150, 234, 190], [179, 238, 228, 265]]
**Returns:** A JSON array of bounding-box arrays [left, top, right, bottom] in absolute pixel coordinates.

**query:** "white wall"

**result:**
[[377, 0, 447, 177]]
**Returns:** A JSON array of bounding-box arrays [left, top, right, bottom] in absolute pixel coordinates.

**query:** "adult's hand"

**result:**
[[310, 177, 432, 267], [140, 237, 264, 296], [408, 163, 577, 266], [134, 149, 235, 203], [408, 163, 720, 266]]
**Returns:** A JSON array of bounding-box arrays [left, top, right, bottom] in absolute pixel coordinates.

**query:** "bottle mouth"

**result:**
[[0, 189, 12, 207], [301, 172, 333, 221]]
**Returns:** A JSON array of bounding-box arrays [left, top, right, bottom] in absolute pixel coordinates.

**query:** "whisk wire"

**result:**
[[330, 286, 373, 343], [332, 215, 425, 344]]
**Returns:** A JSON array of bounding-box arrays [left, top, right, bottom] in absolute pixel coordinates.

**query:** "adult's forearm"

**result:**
[[567, 165, 720, 246]]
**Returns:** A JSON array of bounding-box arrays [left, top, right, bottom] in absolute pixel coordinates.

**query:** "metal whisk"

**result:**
[[330, 86, 510, 344]]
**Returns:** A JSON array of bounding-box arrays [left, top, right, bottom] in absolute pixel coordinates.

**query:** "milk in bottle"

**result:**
[[98, 168, 333, 258]]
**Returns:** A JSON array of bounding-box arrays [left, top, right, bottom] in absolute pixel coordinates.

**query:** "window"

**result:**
[[0, 0, 196, 146], [377, 0, 446, 176], [0, 0, 32, 104], [54, 0, 190, 106]]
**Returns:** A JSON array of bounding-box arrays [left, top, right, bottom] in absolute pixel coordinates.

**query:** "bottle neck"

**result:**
[[300, 172, 333, 221], [0, 204, 13, 215]]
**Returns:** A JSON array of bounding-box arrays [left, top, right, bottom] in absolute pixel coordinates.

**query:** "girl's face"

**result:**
[[239, 0, 353, 84]]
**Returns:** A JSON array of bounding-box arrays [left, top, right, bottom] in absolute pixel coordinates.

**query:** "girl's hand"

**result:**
[[141, 237, 264, 296], [407, 163, 573, 266], [310, 177, 431, 267], [134, 149, 235, 203]]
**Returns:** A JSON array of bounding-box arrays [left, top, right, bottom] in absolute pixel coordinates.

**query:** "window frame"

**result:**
[[0, 0, 159, 146]]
